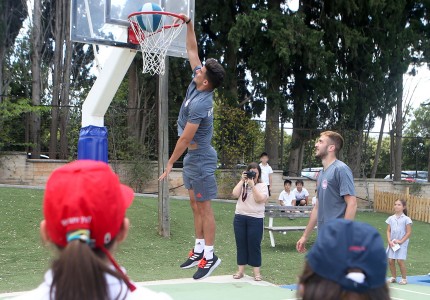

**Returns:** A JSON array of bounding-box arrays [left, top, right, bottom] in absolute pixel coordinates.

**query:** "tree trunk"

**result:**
[[347, 129, 363, 178], [30, 0, 42, 157], [0, 46, 5, 100], [265, 79, 280, 169], [263, 0, 282, 170], [288, 129, 304, 176], [287, 67, 306, 176], [393, 74, 403, 181], [49, 0, 64, 159], [224, 39, 238, 103], [265, 100, 280, 169], [59, 0, 72, 159], [371, 114, 386, 178]]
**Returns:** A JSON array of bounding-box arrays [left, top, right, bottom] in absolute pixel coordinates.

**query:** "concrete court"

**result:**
[[1, 275, 430, 299]]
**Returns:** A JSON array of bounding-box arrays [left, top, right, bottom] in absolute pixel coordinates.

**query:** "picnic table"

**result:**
[[264, 205, 315, 247]]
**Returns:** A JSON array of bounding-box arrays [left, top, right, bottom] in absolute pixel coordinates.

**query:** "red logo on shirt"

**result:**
[[322, 179, 328, 190], [196, 193, 202, 198]]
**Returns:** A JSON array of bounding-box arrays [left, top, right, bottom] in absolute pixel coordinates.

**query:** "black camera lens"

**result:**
[[245, 171, 256, 179]]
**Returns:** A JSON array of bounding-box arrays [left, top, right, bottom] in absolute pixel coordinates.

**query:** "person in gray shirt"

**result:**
[[159, 14, 225, 280], [296, 131, 357, 253]]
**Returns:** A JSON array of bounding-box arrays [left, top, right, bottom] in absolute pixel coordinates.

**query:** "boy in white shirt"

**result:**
[[259, 152, 273, 196], [293, 179, 309, 206], [278, 179, 296, 206]]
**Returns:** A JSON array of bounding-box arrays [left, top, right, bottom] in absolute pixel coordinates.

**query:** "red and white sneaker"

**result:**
[[180, 249, 204, 269], [192, 254, 221, 280]]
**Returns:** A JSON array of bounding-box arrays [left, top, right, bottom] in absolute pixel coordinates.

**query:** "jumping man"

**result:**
[[159, 15, 225, 280]]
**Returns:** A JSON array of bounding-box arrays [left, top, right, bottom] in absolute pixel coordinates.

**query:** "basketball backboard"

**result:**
[[71, 0, 195, 58]]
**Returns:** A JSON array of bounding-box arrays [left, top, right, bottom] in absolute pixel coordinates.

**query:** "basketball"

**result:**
[[136, 3, 164, 32]]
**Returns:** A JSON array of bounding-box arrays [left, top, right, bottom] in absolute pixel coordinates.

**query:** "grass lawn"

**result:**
[[1, 186, 429, 293]]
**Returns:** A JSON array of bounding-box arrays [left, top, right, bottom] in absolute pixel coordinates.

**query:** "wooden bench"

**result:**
[[264, 205, 315, 247]]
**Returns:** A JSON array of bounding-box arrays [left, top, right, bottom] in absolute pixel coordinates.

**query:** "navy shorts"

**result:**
[[183, 146, 218, 201]]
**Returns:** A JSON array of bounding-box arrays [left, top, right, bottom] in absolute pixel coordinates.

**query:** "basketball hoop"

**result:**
[[128, 12, 186, 75]]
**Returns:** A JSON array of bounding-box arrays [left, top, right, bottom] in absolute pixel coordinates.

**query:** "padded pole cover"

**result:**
[[78, 125, 108, 163]]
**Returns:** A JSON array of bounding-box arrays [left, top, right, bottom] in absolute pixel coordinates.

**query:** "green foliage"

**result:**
[[367, 137, 392, 177], [408, 182, 423, 196], [213, 98, 265, 168], [0, 0, 28, 48], [403, 105, 430, 172], [0, 98, 49, 151]]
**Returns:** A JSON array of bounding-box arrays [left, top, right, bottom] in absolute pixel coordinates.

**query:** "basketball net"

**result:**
[[128, 12, 186, 75]]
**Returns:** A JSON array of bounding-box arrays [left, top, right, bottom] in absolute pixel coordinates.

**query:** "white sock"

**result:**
[[194, 239, 205, 253], [204, 245, 214, 260]]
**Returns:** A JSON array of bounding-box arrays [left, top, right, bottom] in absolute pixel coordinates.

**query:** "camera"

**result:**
[[244, 171, 256, 179]]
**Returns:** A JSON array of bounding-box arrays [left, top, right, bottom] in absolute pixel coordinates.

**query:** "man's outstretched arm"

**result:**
[[158, 122, 199, 181], [183, 16, 201, 71]]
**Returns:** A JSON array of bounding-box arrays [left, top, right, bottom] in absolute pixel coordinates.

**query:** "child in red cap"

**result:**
[[14, 160, 171, 300]]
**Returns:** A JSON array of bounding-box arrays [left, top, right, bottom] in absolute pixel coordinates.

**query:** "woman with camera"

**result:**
[[232, 162, 269, 281]]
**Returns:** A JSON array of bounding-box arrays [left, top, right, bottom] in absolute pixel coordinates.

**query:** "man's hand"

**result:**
[[159, 162, 173, 181], [296, 236, 307, 253], [176, 13, 190, 24]]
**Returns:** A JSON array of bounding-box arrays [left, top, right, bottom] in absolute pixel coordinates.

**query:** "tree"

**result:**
[[405, 105, 430, 181], [0, 0, 27, 100], [30, 0, 43, 157], [196, 0, 252, 105], [229, 1, 299, 169], [213, 99, 264, 167]]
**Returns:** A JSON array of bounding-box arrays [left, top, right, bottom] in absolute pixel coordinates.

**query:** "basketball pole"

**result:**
[[158, 56, 170, 237]]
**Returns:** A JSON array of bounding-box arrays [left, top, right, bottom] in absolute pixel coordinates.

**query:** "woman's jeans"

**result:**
[[233, 214, 264, 267]]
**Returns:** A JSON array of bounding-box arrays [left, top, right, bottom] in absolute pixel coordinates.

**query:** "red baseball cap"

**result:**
[[43, 160, 134, 248]]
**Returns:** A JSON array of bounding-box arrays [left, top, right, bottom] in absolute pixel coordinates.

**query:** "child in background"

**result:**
[[259, 152, 273, 196], [278, 179, 295, 206], [311, 189, 318, 206], [292, 179, 309, 206], [386, 199, 412, 285]]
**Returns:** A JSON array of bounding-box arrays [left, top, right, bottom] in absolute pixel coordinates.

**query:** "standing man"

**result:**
[[159, 15, 225, 280], [296, 131, 357, 253]]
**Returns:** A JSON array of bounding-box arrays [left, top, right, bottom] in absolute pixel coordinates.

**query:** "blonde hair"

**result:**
[[321, 131, 344, 153]]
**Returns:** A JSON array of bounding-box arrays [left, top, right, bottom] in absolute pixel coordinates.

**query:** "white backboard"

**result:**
[[71, 0, 195, 58]]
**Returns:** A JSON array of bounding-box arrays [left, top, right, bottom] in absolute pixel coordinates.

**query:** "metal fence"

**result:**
[[1, 105, 429, 180]]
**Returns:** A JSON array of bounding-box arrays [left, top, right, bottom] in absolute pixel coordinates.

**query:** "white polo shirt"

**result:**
[[278, 190, 296, 206], [259, 163, 273, 186], [293, 187, 309, 201]]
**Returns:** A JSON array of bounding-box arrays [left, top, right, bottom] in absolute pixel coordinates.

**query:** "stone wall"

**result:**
[[1, 152, 428, 206]]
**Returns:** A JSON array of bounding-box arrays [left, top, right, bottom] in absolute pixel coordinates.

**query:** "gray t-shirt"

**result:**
[[316, 159, 355, 229], [177, 66, 214, 148]]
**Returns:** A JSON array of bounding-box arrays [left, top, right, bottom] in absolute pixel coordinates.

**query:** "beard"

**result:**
[[315, 146, 329, 159]]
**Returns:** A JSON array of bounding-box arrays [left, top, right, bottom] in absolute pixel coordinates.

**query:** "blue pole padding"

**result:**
[[77, 125, 108, 163]]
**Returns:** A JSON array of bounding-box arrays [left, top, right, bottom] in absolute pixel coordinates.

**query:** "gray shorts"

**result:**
[[183, 146, 218, 201]]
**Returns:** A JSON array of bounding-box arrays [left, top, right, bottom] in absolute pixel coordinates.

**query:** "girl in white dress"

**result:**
[[386, 199, 412, 285]]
